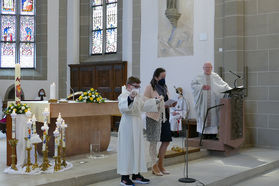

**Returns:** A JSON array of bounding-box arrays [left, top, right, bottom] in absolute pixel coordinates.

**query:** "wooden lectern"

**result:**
[[188, 87, 245, 155]]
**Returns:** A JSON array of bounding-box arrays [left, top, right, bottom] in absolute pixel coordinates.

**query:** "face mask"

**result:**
[[158, 78, 165, 86], [132, 88, 140, 94]]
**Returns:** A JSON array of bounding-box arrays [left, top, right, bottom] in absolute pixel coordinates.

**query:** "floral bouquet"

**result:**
[[77, 88, 105, 103], [5, 103, 30, 115]]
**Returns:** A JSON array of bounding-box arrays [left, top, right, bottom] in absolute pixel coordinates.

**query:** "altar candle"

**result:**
[[42, 131, 46, 151], [53, 128, 59, 157], [11, 110, 17, 139], [50, 83, 56, 100], [41, 122, 49, 151], [26, 119, 32, 148], [15, 63, 21, 104], [61, 120, 67, 148], [32, 114, 37, 134]]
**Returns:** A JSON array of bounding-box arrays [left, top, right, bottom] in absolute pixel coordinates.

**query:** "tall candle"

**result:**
[[50, 83, 56, 100], [41, 122, 49, 151], [32, 114, 37, 134], [53, 129, 59, 157], [11, 110, 17, 139], [26, 119, 32, 148], [15, 64, 21, 104], [61, 120, 68, 148]]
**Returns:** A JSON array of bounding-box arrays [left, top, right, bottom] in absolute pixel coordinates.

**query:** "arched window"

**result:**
[[91, 0, 117, 55], [0, 0, 35, 68]]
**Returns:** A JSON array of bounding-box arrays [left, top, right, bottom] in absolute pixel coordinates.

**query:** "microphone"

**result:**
[[229, 70, 241, 78], [66, 82, 75, 101]]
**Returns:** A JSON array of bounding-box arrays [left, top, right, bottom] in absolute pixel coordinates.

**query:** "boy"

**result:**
[[117, 76, 161, 186]]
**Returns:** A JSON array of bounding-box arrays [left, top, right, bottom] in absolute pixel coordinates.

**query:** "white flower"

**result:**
[[11, 106, 14, 109], [19, 110, 22, 113], [22, 106, 25, 110]]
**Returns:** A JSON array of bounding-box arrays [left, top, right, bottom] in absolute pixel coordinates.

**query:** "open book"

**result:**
[[164, 99, 177, 107]]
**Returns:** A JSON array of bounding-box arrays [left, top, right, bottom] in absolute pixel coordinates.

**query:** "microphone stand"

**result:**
[[178, 118, 196, 183], [70, 87, 75, 101], [229, 70, 241, 88], [199, 104, 224, 146]]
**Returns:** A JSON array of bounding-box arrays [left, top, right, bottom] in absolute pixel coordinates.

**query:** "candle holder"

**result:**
[[40, 136, 51, 171], [8, 138, 18, 171], [61, 147, 67, 167], [53, 156, 59, 171], [23, 138, 32, 173], [48, 99, 58, 103], [32, 143, 39, 170], [57, 143, 62, 170]]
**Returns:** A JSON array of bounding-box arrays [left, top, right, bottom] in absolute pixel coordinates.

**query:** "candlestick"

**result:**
[[8, 138, 18, 171], [32, 143, 39, 170], [15, 63, 21, 105], [40, 135, 51, 171], [50, 82, 56, 100], [24, 137, 32, 173]]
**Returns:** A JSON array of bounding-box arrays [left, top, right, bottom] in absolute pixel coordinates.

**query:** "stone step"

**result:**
[[88, 148, 279, 186], [36, 149, 208, 186]]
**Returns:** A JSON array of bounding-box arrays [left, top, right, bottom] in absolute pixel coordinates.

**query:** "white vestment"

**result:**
[[170, 95, 189, 132], [191, 72, 231, 134], [117, 88, 158, 175]]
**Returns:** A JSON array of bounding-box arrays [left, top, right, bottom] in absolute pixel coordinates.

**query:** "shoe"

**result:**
[[132, 173, 150, 184], [120, 177, 134, 186], [160, 169, 170, 175], [158, 166, 170, 175], [151, 164, 163, 176]]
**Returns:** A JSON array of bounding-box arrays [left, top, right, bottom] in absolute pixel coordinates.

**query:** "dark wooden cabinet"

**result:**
[[69, 61, 127, 100]]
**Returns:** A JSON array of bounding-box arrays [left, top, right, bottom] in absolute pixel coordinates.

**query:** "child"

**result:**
[[117, 76, 161, 186]]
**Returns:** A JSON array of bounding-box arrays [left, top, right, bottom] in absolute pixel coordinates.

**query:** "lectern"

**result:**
[[188, 87, 245, 155]]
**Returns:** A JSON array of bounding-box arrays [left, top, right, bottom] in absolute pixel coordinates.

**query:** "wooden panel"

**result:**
[[69, 61, 127, 100], [70, 67, 80, 92], [37, 116, 111, 156], [6, 115, 12, 166], [49, 102, 120, 118], [80, 67, 95, 91]]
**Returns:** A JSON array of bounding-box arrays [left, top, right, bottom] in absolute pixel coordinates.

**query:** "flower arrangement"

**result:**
[[77, 88, 105, 103], [5, 103, 30, 115]]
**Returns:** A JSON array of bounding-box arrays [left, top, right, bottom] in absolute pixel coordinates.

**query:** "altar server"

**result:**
[[170, 87, 189, 134], [117, 76, 161, 186]]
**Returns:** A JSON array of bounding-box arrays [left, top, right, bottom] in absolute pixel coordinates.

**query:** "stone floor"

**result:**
[[235, 168, 279, 186], [1, 132, 279, 186], [89, 148, 279, 186]]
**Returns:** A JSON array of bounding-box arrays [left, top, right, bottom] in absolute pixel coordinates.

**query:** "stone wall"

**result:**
[[215, 0, 279, 148]]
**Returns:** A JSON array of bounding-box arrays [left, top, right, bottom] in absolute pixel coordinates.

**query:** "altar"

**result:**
[[6, 101, 120, 166]]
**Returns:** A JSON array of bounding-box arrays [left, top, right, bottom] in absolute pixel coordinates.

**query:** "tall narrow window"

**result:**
[[91, 0, 117, 55], [0, 0, 35, 68]]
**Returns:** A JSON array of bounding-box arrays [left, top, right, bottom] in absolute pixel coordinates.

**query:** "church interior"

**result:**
[[0, 0, 279, 185]]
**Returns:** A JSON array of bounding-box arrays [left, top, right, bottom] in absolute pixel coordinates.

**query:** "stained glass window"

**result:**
[[20, 0, 34, 15], [0, 0, 35, 68], [91, 0, 117, 55], [1, 0, 15, 15]]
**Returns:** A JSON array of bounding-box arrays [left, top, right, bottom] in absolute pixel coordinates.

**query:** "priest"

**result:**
[[191, 62, 231, 139], [117, 76, 161, 186]]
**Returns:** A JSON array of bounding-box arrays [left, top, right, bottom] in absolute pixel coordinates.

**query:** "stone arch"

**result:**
[[4, 84, 25, 102]]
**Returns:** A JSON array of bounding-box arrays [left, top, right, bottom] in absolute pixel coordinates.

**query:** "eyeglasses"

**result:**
[[130, 84, 141, 88]]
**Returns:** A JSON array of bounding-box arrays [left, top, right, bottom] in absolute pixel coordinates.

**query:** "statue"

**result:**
[[165, 0, 180, 27], [167, 0, 177, 9]]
